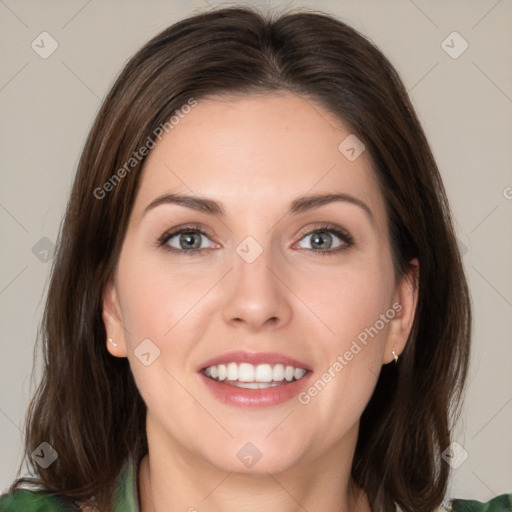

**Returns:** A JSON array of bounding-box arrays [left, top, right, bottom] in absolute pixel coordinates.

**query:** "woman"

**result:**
[[0, 6, 509, 512]]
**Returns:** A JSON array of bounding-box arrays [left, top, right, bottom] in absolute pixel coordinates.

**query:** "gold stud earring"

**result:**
[[392, 348, 399, 363], [107, 338, 118, 348]]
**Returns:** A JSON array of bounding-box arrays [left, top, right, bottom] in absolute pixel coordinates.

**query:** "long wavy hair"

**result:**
[[7, 6, 471, 511]]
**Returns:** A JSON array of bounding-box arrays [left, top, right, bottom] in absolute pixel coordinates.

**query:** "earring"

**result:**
[[392, 348, 399, 363], [107, 338, 118, 348]]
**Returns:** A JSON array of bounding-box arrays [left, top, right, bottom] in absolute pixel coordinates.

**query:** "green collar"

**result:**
[[112, 455, 140, 511]]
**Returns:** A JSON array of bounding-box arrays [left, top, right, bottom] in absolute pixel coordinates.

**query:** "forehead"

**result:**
[[133, 93, 386, 224]]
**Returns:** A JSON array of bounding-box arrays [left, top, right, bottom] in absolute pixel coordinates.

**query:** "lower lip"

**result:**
[[199, 372, 313, 407]]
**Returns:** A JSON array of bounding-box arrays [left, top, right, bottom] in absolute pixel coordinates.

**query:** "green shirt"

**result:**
[[0, 457, 510, 511], [0, 457, 138, 511]]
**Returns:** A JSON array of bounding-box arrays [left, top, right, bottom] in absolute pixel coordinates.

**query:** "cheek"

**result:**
[[115, 250, 216, 399], [116, 247, 211, 342], [296, 293, 392, 444], [115, 254, 198, 420], [303, 258, 395, 348], [293, 257, 396, 428]]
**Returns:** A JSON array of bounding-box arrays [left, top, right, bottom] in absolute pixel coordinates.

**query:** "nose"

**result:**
[[221, 243, 293, 332]]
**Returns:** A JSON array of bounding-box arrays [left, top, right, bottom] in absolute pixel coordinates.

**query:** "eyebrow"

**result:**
[[142, 192, 374, 222]]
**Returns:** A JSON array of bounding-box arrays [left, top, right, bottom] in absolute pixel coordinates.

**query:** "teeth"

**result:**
[[238, 362, 255, 382], [272, 364, 285, 381], [294, 367, 305, 380], [255, 364, 273, 382], [204, 362, 308, 383], [227, 362, 238, 381], [228, 381, 282, 389]]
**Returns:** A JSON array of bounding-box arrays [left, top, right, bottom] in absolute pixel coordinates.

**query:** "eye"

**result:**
[[157, 225, 217, 255], [294, 224, 353, 255], [156, 223, 353, 256]]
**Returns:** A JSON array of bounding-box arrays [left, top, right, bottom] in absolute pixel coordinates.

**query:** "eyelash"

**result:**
[[156, 223, 354, 256]]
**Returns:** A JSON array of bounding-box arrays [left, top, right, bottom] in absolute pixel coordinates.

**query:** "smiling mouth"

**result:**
[[202, 362, 309, 389]]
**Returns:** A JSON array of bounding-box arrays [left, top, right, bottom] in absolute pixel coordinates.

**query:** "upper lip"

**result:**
[[198, 350, 312, 372]]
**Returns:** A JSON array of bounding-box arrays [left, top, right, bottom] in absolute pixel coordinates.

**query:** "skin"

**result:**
[[102, 92, 419, 512]]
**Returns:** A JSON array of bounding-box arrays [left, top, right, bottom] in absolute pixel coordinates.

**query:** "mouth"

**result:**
[[202, 362, 309, 389], [198, 351, 313, 407]]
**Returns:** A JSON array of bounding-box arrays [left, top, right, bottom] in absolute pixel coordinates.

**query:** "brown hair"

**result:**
[[8, 6, 471, 511]]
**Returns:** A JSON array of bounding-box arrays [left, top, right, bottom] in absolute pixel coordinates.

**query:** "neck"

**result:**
[[137, 417, 371, 512]]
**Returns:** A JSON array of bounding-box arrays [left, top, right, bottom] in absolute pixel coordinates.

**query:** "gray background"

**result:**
[[1, 0, 511, 502]]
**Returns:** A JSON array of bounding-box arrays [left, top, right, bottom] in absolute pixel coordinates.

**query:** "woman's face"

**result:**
[[103, 92, 417, 474]]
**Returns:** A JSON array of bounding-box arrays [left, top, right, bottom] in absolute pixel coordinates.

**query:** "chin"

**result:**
[[198, 438, 307, 475]]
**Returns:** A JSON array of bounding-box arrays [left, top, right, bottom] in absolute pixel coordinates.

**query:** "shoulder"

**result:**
[[395, 494, 512, 512], [0, 488, 81, 511], [447, 493, 512, 511], [0, 455, 137, 512]]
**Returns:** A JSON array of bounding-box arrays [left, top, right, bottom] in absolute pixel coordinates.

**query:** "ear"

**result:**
[[382, 258, 419, 364], [102, 279, 128, 358]]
